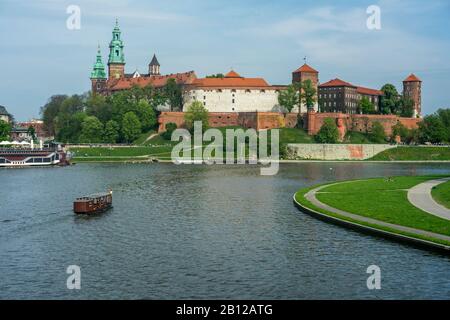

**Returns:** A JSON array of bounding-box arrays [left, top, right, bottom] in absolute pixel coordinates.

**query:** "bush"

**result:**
[[368, 121, 387, 143], [162, 122, 177, 140], [315, 118, 339, 143]]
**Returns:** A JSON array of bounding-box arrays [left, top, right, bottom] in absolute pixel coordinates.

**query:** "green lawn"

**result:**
[[432, 180, 450, 209], [370, 146, 450, 161], [311, 176, 450, 237]]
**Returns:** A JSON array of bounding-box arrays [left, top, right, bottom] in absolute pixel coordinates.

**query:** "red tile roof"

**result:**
[[107, 71, 197, 91], [190, 70, 271, 89], [403, 74, 421, 82], [293, 64, 319, 73], [225, 70, 242, 78], [356, 86, 383, 96], [319, 78, 356, 88]]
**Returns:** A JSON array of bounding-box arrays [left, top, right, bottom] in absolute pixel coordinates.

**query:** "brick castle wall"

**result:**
[[158, 111, 420, 138]]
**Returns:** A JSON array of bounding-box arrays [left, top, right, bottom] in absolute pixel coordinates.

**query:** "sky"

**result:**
[[0, 0, 449, 121]]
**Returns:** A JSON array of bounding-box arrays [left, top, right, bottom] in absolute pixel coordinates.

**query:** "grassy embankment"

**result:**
[[431, 180, 450, 209], [294, 176, 450, 246], [369, 147, 450, 161], [70, 127, 312, 162]]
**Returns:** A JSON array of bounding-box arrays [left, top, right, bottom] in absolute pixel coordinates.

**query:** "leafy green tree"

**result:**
[[391, 122, 409, 141], [55, 112, 87, 143], [27, 126, 37, 141], [368, 121, 387, 143], [135, 99, 157, 131], [397, 97, 415, 117], [79, 116, 104, 143], [358, 97, 375, 114], [380, 84, 399, 114], [86, 93, 111, 123], [437, 108, 450, 140], [418, 114, 447, 144], [278, 83, 300, 113], [0, 119, 11, 141], [40, 95, 68, 136], [164, 78, 183, 111], [315, 118, 339, 143], [121, 112, 142, 143], [103, 120, 120, 143], [206, 74, 224, 78], [162, 122, 177, 140], [301, 79, 317, 111], [184, 101, 209, 132]]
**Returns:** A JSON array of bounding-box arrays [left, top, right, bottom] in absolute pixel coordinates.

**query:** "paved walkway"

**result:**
[[305, 183, 450, 243], [407, 178, 450, 221]]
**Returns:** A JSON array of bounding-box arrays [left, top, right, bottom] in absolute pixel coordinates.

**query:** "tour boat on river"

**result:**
[[73, 190, 113, 214], [0, 141, 67, 167]]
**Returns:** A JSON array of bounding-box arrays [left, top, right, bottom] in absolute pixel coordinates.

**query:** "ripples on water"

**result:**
[[0, 163, 449, 299]]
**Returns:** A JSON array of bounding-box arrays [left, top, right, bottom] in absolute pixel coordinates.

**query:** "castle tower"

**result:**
[[403, 74, 422, 118], [149, 54, 160, 75], [292, 63, 319, 113], [90, 45, 107, 94], [108, 19, 125, 79]]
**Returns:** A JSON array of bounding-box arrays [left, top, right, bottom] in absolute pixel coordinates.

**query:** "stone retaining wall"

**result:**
[[286, 143, 396, 160]]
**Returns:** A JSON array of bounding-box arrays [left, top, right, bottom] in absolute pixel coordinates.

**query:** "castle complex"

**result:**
[[90, 21, 422, 136]]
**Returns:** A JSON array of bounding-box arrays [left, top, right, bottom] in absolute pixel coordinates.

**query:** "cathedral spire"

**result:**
[[90, 45, 107, 79], [149, 54, 160, 75], [108, 19, 125, 79]]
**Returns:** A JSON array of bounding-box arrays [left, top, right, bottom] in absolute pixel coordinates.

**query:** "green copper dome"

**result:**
[[90, 46, 107, 79], [108, 19, 125, 64]]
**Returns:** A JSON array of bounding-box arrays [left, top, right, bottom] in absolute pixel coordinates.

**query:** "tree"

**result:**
[[206, 74, 224, 78], [40, 94, 68, 136], [301, 79, 317, 111], [162, 122, 177, 140], [418, 114, 447, 144], [358, 97, 375, 114], [397, 97, 414, 118], [368, 121, 387, 143], [164, 78, 183, 111], [135, 99, 157, 131], [278, 83, 300, 113], [380, 84, 399, 114], [315, 118, 339, 143], [55, 111, 87, 143], [121, 112, 142, 143], [27, 126, 37, 141], [391, 122, 409, 141], [79, 116, 104, 143], [0, 119, 11, 141], [437, 108, 450, 141], [103, 120, 120, 143], [85, 93, 111, 123], [184, 101, 209, 132]]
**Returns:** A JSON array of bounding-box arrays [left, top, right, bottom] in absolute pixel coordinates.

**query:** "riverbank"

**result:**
[[294, 176, 450, 252]]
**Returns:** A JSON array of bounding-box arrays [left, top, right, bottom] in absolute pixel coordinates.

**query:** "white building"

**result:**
[[183, 70, 300, 113]]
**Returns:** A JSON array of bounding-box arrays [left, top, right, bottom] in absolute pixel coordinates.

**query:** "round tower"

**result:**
[[108, 19, 125, 79], [292, 63, 319, 113], [403, 74, 422, 118]]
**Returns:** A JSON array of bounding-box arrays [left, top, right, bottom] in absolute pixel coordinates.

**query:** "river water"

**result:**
[[0, 163, 449, 299]]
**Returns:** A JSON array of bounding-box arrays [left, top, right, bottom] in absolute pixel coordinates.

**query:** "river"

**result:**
[[0, 162, 449, 299]]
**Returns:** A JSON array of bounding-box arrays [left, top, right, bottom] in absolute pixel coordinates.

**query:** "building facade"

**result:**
[[90, 20, 421, 124]]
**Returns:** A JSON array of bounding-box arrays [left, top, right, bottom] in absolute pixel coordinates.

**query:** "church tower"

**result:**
[[149, 54, 160, 75], [403, 74, 422, 118], [90, 45, 107, 94], [108, 19, 125, 79]]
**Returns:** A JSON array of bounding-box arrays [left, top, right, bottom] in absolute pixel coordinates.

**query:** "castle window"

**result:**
[[260, 89, 266, 93], [246, 89, 251, 93], [116, 50, 119, 56], [203, 102, 206, 106], [232, 99, 235, 104], [231, 89, 236, 93]]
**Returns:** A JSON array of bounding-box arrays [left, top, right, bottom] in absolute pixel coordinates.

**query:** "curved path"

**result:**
[[304, 183, 450, 243], [407, 178, 450, 221]]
